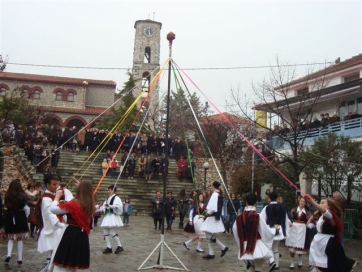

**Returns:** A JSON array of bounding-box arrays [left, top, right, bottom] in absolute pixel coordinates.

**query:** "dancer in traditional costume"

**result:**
[[100, 184, 124, 254], [200, 181, 228, 259], [38, 174, 66, 267], [285, 197, 312, 270], [304, 194, 358, 272], [183, 192, 206, 252], [49, 179, 94, 271], [260, 191, 290, 271], [232, 193, 275, 272], [4, 179, 30, 264]]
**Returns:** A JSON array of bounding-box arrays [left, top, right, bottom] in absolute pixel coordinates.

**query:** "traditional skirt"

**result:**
[[200, 216, 225, 234], [273, 225, 286, 241], [100, 213, 124, 228], [5, 209, 29, 239], [52, 225, 90, 269], [239, 240, 273, 261], [193, 216, 206, 239], [309, 233, 355, 271], [38, 228, 62, 253], [285, 222, 309, 254]]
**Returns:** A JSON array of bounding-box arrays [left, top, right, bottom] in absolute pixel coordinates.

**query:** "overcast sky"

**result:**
[[0, 0, 361, 113]]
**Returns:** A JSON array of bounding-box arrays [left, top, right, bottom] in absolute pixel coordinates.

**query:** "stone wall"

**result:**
[[194, 157, 233, 194], [0, 144, 32, 194]]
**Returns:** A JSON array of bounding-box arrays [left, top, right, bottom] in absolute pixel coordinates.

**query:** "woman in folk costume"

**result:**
[[200, 181, 229, 260], [285, 197, 312, 270], [260, 191, 290, 271], [4, 179, 30, 264], [304, 194, 358, 272], [49, 179, 94, 271], [183, 192, 206, 253], [232, 193, 275, 272], [100, 185, 124, 254]]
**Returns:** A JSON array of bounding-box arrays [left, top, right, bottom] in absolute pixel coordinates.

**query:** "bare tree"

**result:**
[[229, 57, 329, 186]]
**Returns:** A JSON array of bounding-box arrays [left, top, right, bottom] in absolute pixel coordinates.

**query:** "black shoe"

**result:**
[[269, 261, 276, 271], [183, 242, 189, 250], [289, 266, 294, 270], [274, 267, 279, 271], [114, 246, 124, 254], [17, 260, 22, 265], [211, 238, 216, 243], [245, 261, 252, 270], [202, 254, 215, 260], [4, 256, 10, 263], [196, 249, 205, 253], [103, 247, 112, 254], [297, 264, 302, 268], [220, 246, 229, 257]]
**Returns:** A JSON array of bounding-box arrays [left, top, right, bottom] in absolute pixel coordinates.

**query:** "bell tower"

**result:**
[[132, 19, 162, 119]]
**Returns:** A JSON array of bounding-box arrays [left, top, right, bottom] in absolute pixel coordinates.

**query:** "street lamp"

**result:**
[[203, 162, 209, 190]]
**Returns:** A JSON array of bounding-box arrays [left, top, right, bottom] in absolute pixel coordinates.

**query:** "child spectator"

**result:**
[[102, 159, 108, 176], [110, 160, 118, 177], [122, 198, 133, 226]]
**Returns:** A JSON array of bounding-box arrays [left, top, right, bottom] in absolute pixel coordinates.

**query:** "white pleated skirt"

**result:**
[[101, 214, 124, 228], [38, 228, 62, 253], [193, 216, 206, 238], [200, 217, 225, 234], [239, 240, 273, 261]]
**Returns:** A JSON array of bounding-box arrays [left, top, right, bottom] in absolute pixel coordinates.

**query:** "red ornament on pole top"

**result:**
[[167, 32, 176, 44]]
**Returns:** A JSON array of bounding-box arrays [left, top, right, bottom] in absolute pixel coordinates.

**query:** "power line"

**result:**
[[7, 61, 334, 71]]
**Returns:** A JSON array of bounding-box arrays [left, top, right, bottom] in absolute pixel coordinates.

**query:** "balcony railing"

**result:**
[[265, 117, 362, 150]]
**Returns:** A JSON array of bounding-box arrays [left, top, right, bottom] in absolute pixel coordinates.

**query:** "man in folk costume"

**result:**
[[100, 184, 124, 254], [260, 192, 291, 271], [200, 181, 229, 259], [38, 174, 74, 268], [233, 193, 275, 272]]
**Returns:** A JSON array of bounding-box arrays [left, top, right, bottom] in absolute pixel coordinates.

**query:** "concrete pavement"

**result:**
[[1, 215, 361, 271]]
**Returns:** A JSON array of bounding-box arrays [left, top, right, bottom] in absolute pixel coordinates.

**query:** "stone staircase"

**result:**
[[25, 150, 196, 216]]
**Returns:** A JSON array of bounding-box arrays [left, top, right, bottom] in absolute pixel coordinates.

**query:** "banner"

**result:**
[[255, 110, 267, 128]]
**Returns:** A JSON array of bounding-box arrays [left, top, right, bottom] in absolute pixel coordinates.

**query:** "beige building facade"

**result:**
[[0, 72, 116, 128]]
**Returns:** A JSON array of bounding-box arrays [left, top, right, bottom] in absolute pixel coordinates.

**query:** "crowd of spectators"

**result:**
[[0, 121, 195, 173], [265, 110, 362, 139]]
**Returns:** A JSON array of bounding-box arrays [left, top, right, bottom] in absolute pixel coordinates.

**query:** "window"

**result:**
[[348, 100, 355, 113], [144, 47, 151, 63], [357, 97, 362, 114], [33, 90, 41, 99], [296, 88, 308, 96], [344, 73, 360, 83], [56, 91, 63, 101], [67, 92, 74, 102], [22, 89, 29, 98], [339, 101, 346, 118]]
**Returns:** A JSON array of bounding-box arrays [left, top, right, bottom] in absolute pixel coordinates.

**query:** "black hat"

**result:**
[[246, 193, 257, 206], [212, 181, 221, 188]]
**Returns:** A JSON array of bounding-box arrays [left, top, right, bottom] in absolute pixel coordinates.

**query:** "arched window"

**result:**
[[142, 71, 151, 93], [22, 89, 29, 98], [56, 91, 63, 101], [33, 90, 41, 99], [67, 92, 74, 102], [144, 47, 151, 63]]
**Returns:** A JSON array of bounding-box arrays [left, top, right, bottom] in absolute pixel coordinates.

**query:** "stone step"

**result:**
[[21, 150, 196, 215]]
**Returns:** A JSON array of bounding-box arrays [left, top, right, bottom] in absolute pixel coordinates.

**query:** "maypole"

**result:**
[[138, 32, 188, 271]]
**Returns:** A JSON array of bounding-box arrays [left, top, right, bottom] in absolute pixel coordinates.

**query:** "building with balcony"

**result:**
[[254, 54, 362, 202], [255, 54, 362, 151]]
